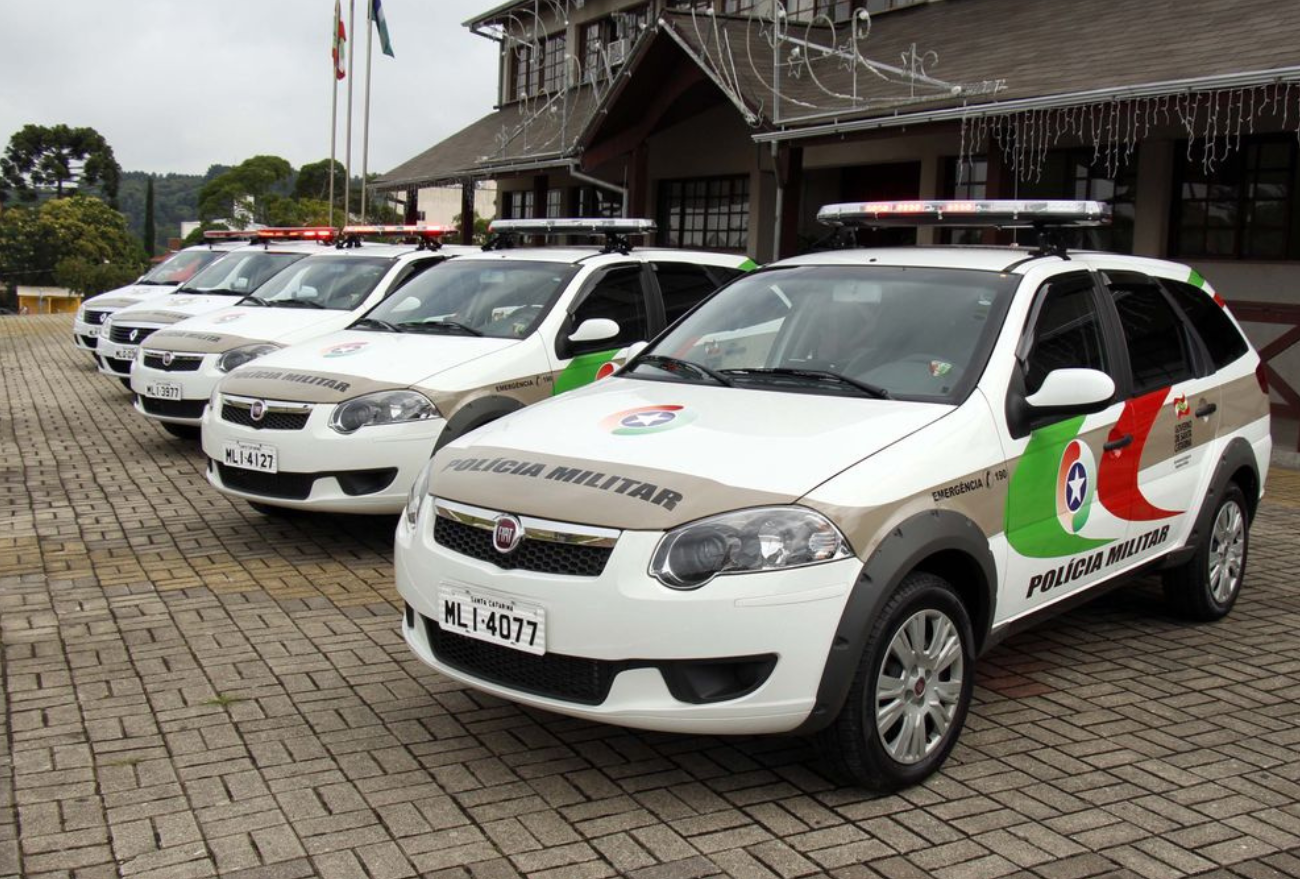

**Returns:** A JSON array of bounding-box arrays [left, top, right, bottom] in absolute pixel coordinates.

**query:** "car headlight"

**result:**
[[76, 306, 86, 323], [650, 506, 852, 590], [217, 343, 282, 373], [329, 390, 439, 434], [404, 457, 435, 527]]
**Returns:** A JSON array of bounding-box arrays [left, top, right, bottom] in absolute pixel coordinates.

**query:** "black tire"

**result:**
[[161, 422, 200, 441], [1162, 483, 1249, 621], [248, 501, 300, 518], [816, 571, 975, 791]]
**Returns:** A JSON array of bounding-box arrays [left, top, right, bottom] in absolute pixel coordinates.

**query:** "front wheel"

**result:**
[[816, 572, 975, 790], [1162, 483, 1249, 621]]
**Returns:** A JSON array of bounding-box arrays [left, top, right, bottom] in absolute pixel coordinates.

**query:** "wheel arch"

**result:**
[[1160, 436, 1261, 570], [433, 394, 526, 453], [794, 509, 996, 736]]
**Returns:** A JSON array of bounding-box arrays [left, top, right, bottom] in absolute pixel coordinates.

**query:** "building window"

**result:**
[[1174, 136, 1297, 260], [546, 188, 564, 218], [1017, 148, 1137, 253], [580, 7, 648, 84], [576, 186, 623, 218], [502, 190, 535, 220], [540, 34, 566, 93], [510, 43, 535, 100], [722, 0, 756, 11], [658, 176, 750, 250], [941, 157, 988, 245]]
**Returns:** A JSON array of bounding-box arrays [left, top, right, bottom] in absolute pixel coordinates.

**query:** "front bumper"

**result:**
[[96, 340, 141, 378], [395, 500, 859, 735], [201, 394, 444, 514], [72, 317, 103, 353], [131, 355, 220, 425]]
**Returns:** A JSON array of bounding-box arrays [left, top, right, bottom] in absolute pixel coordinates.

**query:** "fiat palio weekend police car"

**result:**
[[201, 219, 753, 514], [133, 226, 480, 440], [98, 228, 334, 386], [394, 201, 1270, 790], [74, 238, 246, 363]]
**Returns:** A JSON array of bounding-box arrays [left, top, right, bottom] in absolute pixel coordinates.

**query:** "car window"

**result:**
[[568, 265, 648, 356], [1022, 272, 1110, 395], [254, 256, 393, 311], [365, 260, 577, 339], [653, 262, 720, 326], [141, 249, 224, 285], [1105, 271, 1196, 394], [178, 251, 308, 296], [1163, 279, 1249, 371], [637, 265, 1016, 402]]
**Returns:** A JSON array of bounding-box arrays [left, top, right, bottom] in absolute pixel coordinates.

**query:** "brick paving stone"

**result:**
[[6, 313, 1300, 879]]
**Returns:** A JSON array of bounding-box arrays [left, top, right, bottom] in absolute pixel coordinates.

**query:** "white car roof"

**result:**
[[449, 247, 750, 268], [774, 245, 1196, 278]]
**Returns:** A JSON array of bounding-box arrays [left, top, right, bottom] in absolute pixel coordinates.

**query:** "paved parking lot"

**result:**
[[4, 313, 1300, 879]]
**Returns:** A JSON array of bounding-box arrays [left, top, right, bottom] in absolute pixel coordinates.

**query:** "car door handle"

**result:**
[[1196, 402, 1218, 418], [1104, 433, 1133, 452]]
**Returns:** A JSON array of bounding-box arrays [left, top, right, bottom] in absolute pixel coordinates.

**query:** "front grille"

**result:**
[[434, 516, 614, 577], [105, 357, 133, 374], [84, 310, 109, 326], [140, 397, 206, 419], [143, 352, 202, 372], [221, 403, 310, 431], [215, 463, 316, 500], [109, 325, 157, 345], [426, 619, 616, 705]]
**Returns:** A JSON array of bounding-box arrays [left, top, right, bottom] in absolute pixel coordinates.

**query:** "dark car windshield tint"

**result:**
[[363, 260, 578, 339], [177, 251, 309, 296], [251, 256, 394, 311], [630, 264, 1017, 403], [140, 249, 225, 285]]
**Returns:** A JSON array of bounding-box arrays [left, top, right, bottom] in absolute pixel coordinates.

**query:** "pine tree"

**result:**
[[143, 176, 156, 257]]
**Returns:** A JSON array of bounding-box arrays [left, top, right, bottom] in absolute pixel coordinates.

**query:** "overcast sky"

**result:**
[[0, 0, 500, 177]]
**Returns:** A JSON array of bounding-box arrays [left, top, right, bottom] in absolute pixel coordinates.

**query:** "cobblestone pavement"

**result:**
[[4, 313, 1300, 879]]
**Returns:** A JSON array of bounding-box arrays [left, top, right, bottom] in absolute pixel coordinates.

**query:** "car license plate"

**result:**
[[438, 584, 546, 655], [145, 381, 181, 401], [112, 345, 137, 361], [222, 440, 278, 473]]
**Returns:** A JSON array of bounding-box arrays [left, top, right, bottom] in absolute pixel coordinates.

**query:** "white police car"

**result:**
[[200, 219, 753, 514], [394, 201, 1271, 790], [98, 228, 335, 386], [74, 238, 247, 363], [135, 226, 480, 439]]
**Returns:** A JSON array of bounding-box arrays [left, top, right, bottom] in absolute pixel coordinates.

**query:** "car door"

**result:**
[[998, 270, 1131, 623], [649, 261, 744, 330], [551, 262, 652, 394], [1095, 269, 1213, 556]]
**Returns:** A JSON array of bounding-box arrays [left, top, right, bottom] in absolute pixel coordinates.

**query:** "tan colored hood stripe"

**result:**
[[145, 330, 263, 354], [112, 310, 200, 325], [89, 297, 142, 308], [220, 368, 406, 404]]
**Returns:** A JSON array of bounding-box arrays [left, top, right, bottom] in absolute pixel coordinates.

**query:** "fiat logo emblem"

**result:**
[[249, 400, 266, 422], [492, 515, 524, 554], [129, 328, 140, 342], [162, 351, 174, 367]]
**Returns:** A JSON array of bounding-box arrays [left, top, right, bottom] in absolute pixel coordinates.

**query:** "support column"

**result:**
[[626, 146, 649, 223], [776, 145, 804, 260], [1133, 141, 1173, 258], [460, 178, 476, 245], [532, 175, 549, 244]]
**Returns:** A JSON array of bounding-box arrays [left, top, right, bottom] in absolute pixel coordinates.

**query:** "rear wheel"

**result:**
[[1162, 483, 1249, 621], [816, 571, 974, 790], [161, 422, 200, 440]]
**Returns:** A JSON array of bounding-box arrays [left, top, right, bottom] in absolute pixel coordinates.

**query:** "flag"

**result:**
[[372, 0, 394, 58], [333, 0, 347, 80]]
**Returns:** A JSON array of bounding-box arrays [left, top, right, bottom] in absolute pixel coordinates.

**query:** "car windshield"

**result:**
[[250, 256, 393, 310], [360, 260, 578, 339], [176, 251, 309, 296], [629, 264, 1017, 402], [139, 249, 225, 285]]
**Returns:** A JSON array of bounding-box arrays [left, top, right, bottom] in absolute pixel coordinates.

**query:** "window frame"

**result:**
[[656, 175, 751, 251]]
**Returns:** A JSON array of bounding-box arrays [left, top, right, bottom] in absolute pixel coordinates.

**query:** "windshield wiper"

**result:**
[[272, 299, 326, 309], [399, 319, 483, 336], [353, 317, 402, 333], [636, 354, 734, 387], [720, 367, 890, 399]]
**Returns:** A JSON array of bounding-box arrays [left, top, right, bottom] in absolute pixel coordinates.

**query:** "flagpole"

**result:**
[[344, 0, 356, 224], [361, 0, 374, 223], [329, 35, 339, 228]]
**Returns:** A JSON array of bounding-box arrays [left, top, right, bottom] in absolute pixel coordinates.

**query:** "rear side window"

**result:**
[[1023, 273, 1109, 396], [653, 262, 718, 326], [1105, 271, 1196, 394], [1163, 280, 1249, 370]]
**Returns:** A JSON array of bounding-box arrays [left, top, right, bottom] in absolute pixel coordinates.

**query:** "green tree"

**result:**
[[143, 176, 156, 257], [293, 159, 346, 202], [0, 195, 145, 291], [198, 155, 294, 227], [0, 124, 122, 206], [53, 256, 142, 297]]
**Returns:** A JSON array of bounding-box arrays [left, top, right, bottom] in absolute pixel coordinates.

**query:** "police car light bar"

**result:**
[[817, 200, 1111, 228], [341, 224, 455, 239], [489, 218, 657, 236], [255, 226, 338, 241], [202, 229, 259, 240]]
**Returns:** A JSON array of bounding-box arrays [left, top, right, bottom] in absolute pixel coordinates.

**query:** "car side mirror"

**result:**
[[568, 318, 619, 344], [1025, 368, 1115, 411]]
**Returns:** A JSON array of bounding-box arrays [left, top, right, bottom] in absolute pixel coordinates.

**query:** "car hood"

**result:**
[[215, 330, 519, 402], [107, 294, 247, 328], [82, 283, 178, 310], [429, 377, 951, 531], [143, 306, 361, 354]]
